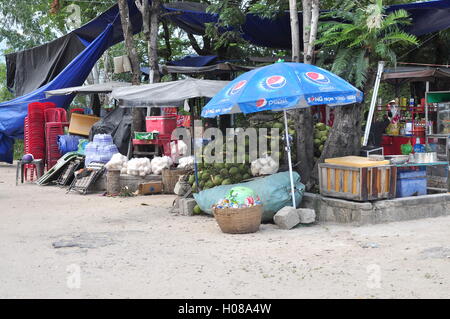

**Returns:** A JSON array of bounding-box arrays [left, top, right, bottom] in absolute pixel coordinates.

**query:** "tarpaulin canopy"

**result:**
[[167, 55, 218, 67], [0, 24, 115, 163], [45, 81, 131, 97], [8, 1, 450, 96], [6, 0, 142, 96], [383, 66, 450, 83], [110, 78, 229, 107]]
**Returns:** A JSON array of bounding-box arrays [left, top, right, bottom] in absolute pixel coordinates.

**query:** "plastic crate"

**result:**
[[145, 115, 177, 135], [396, 169, 427, 198]]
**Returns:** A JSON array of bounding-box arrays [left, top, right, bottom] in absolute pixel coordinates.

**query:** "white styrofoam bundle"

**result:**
[[177, 156, 194, 169], [171, 140, 188, 157], [126, 157, 152, 176], [105, 153, 128, 170], [151, 156, 173, 175], [250, 156, 279, 176]]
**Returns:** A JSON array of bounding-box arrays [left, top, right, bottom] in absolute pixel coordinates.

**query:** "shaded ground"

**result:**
[[1, 163, 449, 298]]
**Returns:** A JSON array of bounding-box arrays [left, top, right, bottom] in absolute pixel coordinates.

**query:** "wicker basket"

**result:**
[[162, 168, 188, 194], [213, 205, 262, 234]]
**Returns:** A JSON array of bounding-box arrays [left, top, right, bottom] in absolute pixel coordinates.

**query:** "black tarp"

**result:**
[[5, 0, 142, 96], [89, 107, 137, 155], [6, 33, 86, 96]]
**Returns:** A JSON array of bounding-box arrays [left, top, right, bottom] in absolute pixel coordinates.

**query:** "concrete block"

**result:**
[[296, 208, 316, 224], [179, 198, 196, 216], [273, 206, 300, 230]]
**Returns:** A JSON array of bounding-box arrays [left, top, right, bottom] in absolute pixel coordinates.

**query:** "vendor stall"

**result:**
[[376, 66, 450, 155]]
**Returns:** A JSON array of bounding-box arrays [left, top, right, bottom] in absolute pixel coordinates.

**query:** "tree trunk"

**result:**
[[308, 102, 363, 188], [148, 0, 160, 83], [305, 0, 319, 64], [118, 0, 141, 86], [118, 0, 143, 147], [309, 72, 376, 188], [289, 0, 301, 63], [289, 0, 316, 187]]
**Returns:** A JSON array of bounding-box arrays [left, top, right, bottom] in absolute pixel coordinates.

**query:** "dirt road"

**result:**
[[1, 163, 449, 298]]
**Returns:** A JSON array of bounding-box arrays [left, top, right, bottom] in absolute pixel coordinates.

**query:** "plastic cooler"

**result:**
[[146, 115, 177, 135], [396, 168, 427, 198]]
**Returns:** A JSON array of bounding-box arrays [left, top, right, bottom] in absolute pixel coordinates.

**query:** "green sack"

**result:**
[[194, 171, 305, 222]]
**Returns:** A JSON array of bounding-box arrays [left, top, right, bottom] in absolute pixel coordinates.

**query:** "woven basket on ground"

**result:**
[[162, 168, 188, 194], [213, 205, 262, 234]]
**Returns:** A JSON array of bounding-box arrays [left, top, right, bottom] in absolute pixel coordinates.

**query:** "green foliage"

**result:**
[[0, 0, 115, 51], [316, 0, 419, 89], [13, 139, 24, 160], [205, 0, 247, 50], [0, 63, 13, 102]]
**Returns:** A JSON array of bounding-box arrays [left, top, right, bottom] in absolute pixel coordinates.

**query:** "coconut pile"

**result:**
[[313, 122, 331, 161], [186, 162, 254, 193]]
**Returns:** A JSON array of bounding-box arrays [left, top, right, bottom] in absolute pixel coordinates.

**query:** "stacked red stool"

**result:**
[[44, 108, 68, 169], [23, 102, 49, 181]]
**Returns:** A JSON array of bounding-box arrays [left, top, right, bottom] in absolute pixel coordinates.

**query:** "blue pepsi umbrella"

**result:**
[[201, 62, 363, 207]]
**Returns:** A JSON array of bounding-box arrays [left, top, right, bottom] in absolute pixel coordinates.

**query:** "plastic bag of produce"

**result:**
[[251, 156, 279, 176], [193, 171, 305, 222]]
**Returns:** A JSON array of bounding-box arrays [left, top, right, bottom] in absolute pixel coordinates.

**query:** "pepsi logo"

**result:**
[[264, 75, 287, 90], [256, 98, 267, 108], [228, 80, 247, 95], [304, 72, 330, 85]]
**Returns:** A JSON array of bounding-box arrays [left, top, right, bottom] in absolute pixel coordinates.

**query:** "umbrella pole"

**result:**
[[283, 110, 296, 208]]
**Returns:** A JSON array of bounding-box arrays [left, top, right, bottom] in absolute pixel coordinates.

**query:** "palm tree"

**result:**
[[308, 0, 419, 187], [316, 0, 418, 88]]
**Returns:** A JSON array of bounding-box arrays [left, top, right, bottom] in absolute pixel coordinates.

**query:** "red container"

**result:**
[[146, 115, 177, 135]]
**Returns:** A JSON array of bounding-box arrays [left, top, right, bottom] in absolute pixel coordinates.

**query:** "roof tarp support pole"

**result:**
[[363, 61, 385, 147]]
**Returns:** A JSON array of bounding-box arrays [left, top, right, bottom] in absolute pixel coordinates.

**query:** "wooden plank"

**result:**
[[380, 168, 386, 195], [335, 169, 340, 192], [330, 168, 335, 191], [339, 169, 344, 193], [327, 167, 331, 191], [320, 189, 359, 201], [355, 171, 360, 196], [343, 170, 350, 193], [389, 166, 397, 198], [385, 167, 392, 198], [361, 167, 368, 201], [321, 167, 327, 190], [371, 167, 378, 199]]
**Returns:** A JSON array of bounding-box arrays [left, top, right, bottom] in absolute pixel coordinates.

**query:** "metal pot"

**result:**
[[412, 152, 438, 163], [386, 155, 409, 164]]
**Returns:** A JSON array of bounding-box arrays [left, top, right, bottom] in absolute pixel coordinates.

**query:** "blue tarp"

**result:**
[[0, 24, 114, 163], [167, 55, 218, 67]]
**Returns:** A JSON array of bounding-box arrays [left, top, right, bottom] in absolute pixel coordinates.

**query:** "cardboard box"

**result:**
[[138, 181, 163, 195], [68, 113, 100, 136]]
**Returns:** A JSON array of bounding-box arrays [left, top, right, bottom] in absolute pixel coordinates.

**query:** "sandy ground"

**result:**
[[0, 163, 449, 299]]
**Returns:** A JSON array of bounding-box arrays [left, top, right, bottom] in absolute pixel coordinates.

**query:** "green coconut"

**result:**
[[220, 168, 229, 178], [272, 122, 284, 130], [221, 179, 233, 185], [193, 205, 202, 214], [213, 176, 223, 186], [229, 167, 239, 176]]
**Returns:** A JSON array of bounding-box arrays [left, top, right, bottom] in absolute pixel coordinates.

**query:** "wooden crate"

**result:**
[[318, 163, 397, 201]]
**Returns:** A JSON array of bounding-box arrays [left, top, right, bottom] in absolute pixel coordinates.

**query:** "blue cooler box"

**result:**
[[396, 168, 427, 198]]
